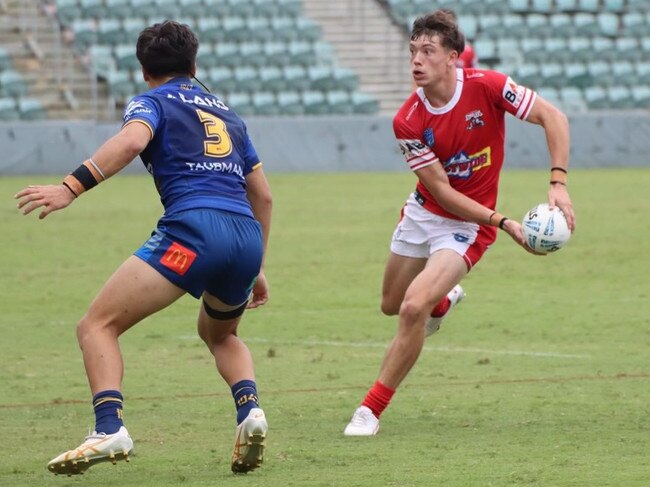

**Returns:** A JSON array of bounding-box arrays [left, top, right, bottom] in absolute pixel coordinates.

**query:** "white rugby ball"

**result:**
[[521, 203, 571, 253]]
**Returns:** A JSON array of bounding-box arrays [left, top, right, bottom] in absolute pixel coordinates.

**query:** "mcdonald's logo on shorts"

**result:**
[[160, 241, 197, 276]]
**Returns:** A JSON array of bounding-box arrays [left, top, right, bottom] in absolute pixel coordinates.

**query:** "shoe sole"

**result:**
[[231, 431, 266, 474], [48, 450, 132, 476]]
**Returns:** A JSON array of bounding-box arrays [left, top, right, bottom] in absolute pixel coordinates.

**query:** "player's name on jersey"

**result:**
[[168, 92, 229, 110]]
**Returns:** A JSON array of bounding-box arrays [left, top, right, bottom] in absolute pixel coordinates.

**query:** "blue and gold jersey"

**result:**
[[123, 77, 261, 218]]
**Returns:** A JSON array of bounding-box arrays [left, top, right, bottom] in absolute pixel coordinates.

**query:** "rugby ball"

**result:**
[[521, 203, 571, 253]]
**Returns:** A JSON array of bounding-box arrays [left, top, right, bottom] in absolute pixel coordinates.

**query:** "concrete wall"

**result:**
[[1, 113, 649, 175]]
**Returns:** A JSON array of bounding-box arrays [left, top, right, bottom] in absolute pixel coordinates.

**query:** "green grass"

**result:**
[[1, 169, 648, 486]]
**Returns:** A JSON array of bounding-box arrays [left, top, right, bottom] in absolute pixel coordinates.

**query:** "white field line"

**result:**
[[178, 335, 589, 359]]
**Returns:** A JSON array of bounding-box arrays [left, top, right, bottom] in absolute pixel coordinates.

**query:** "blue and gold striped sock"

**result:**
[[231, 380, 259, 425], [93, 390, 124, 434]]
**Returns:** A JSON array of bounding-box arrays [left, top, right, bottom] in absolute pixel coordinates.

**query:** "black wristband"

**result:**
[[498, 217, 508, 229], [551, 166, 567, 174], [70, 164, 99, 191], [550, 180, 566, 186]]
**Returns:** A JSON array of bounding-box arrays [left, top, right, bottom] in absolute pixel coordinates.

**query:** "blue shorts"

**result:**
[[134, 209, 263, 303]]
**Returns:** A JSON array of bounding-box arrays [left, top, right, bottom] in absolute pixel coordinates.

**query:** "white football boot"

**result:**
[[343, 406, 380, 436], [425, 284, 465, 337], [47, 426, 133, 476], [231, 408, 268, 473]]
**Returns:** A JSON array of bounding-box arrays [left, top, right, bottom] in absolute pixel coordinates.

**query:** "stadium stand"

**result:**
[[381, 0, 650, 111], [2, 0, 650, 119]]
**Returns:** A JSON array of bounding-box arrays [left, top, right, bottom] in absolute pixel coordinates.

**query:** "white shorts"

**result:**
[[390, 194, 487, 270]]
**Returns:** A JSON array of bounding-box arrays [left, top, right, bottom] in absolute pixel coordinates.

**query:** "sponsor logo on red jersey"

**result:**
[[443, 146, 492, 179]]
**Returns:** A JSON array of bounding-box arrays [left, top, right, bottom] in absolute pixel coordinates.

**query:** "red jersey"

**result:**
[[394, 68, 537, 241]]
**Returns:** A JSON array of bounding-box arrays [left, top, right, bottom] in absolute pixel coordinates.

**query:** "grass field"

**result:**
[[1, 169, 648, 486]]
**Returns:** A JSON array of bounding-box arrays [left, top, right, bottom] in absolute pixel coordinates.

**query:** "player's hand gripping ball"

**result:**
[[521, 203, 571, 254]]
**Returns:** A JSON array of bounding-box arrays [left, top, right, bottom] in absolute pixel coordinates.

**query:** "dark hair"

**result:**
[[411, 10, 465, 54], [136, 21, 198, 77]]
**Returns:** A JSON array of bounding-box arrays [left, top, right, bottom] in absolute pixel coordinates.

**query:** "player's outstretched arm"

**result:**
[[14, 122, 151, 220], [525, 95, 575, 232]]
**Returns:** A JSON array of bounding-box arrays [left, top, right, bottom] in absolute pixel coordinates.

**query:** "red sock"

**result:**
[[361, 380, 395, 418], [431, 296, 450, 318]]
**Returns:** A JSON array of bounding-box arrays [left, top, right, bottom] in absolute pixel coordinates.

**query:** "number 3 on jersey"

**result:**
[[196, 109, 233, 158]]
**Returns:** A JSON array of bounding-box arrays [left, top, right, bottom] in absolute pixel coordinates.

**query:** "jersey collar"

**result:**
[[417, 68, 464, 115]]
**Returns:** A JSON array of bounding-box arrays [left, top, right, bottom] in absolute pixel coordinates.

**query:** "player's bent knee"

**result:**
[[203, 299, 247, 321], [398, 300, 427, 326]]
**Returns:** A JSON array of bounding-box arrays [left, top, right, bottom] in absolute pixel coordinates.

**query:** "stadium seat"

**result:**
[[129, 0, 158, 18], [18, 97, 47, 120], [530, 0, 553, 13], [520, 37, 544, 63], [301, 90, 328, 115], [495, 38, 520, 64], [0, 48, 12, 70], [573, 13, 599, 37], [326, 90, 353, 115], [611, 61, 635, 85], [196, 18, 221, 43], [238, 41, 265, 67], [208, 66, 237, 92], [104, 0, 133, 19], [537, 87, 561, 107], [295, 17, 322, 42], [312, 41, 335, 66], [221, 16, 248, 43], [621, 12, 650, 37], [473, 38, 497, 64], [97, 18, 123, 45], [577, 0, 600, 12], [606, 86, 633, 109], [56, 0, 82, 24], [584, 86, 607, 109], [351, 91, 379, 114], [80, 0, 105, 18], [246, 17, 273, 42], [307, 65, 335, 91], [225, 92, 254, 116], [543, 38, 569, 63], [591, 37, 615, 62], [276, 90, 303, 115], [114, 44, 140, 70], [626, 0, 650, 11], [602, 0, 624, 13], [332, 66, 359, 91], [508, 0, 529, 13], [630, 85, 650, 108], [251, 91, 279, 115], [177, 0, 204, 17], [549, 14, 573, 37], [105, 70, 136, 99], [566, 37, 592, 63], [122, 18, 146, 43], [262, 41, 290, 67], [596, 13, 619, 37], [559, 86, 586, 112], [0, 70, 28, 97], [555, 0, 578, 12], [252, 0, 283, 17], [276, 0, 302, 16], [269, 16, 296, 42], [196, 43, 217, 69], [539, 62, 565, 88], [587, 60, 614, 87], [88, 44, 115, 75], [213, 42, 240, 68], [233, 65, 261, 92], [287, 40, 312, 66], [614, 38, 642, 62], [258, 65, 285, 92], [0, 97, 19, 120], [525, 14, 548, 37], [565, 62, 590, 88], [70, 19, 98, 50], [457, 14, 478, 39], [514, 62, 540, 88], [282, 65, 309, 90], [500, 14, 527, 39], [477, 14, 501, 38], [154, 0, 181, 19]]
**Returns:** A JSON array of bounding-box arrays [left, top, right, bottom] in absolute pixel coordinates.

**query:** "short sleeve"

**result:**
[[487, 70, 537, 121], [393, 110, 439, 172], [240, 124, 261, 175], [122, 95, 160, 135]]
